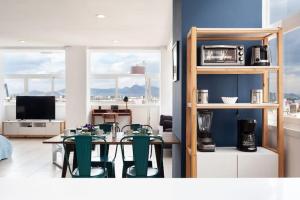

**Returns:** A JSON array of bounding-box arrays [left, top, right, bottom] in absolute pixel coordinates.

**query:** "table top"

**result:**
[[43, 132, 180, 145], [1, 178, 300, 200]]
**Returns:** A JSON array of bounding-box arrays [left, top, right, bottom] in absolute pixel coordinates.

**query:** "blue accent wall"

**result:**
[[172, 0, 262, 177]]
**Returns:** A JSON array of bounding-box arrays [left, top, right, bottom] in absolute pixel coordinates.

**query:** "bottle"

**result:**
[[112, 123, 116, 138]]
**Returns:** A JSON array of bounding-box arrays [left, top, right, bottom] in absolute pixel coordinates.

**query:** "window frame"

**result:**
[[263, 0, 300, 123], [89, 49, 161, 104], [2, 49, 66, 99]]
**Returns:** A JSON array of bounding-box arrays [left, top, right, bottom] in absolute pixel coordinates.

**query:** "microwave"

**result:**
[[200, 45, 245, 66]]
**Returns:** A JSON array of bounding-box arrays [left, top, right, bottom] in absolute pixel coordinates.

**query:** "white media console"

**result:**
[[2, 120, 65, 137]]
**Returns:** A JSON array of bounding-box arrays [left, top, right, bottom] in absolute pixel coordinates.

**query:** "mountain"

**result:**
[[28, 84, 159, 97], [91, 84, 159, 97], [269, 92, 300, 102]]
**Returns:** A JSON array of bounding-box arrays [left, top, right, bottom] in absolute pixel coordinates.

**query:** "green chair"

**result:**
[[120, 135, 164, 178], [99, 123, 113, 133], [63, 135, 107, 178]]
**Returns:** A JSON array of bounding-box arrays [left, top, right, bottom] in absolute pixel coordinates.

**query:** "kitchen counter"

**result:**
[[1, 178, 300, 200]]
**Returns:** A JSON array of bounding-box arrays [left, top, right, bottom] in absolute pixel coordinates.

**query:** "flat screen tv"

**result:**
[[16, 96, 55, 120]]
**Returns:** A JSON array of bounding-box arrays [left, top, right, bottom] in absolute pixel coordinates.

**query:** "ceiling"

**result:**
[[0, 0, 172, 47]]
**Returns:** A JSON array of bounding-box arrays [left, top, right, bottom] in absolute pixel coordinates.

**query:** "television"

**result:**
[[16, 96, 55, 120]]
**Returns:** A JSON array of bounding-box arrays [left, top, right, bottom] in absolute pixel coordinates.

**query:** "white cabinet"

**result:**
[[197, 148, 237, 178], [3, 120, 64, 137], [197, 147, 278, 178], [238, 148, 278, 177]]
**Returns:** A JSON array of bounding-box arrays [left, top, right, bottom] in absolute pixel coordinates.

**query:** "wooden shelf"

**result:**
[[187, 103, 279, 109], [188, 28, 280, 41], [185, 27, 284, 178], [197, 66, 279, 74]]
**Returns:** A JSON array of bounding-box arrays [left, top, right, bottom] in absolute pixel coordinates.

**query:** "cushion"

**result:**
[[126, 166, 159, 177]]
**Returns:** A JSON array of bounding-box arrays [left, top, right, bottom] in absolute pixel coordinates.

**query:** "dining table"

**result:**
[[43, 132, 180, 178]]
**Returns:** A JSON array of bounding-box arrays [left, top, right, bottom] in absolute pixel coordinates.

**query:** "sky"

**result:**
[[3, 51, 161, 96]]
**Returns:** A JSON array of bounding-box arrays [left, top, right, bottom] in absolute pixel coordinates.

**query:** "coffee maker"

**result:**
[[237, 119, 257, 152], [250, 45, 271, 66], [197, 110, 215, 152]]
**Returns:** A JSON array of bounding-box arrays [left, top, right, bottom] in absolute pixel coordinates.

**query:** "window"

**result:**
[[265, 0, 300, 117], [90, 50, 160, 104], [3, 50, 65, 99]]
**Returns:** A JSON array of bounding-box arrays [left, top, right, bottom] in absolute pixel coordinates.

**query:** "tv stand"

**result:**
[[2, 120, 65, 138]]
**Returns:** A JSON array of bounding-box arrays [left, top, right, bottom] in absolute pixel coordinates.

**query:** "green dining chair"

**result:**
[[63, 135, 107, 178], [120, 135, 164, 178]]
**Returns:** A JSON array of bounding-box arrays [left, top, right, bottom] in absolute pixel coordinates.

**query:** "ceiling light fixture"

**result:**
[[96, 14, 106, 19]]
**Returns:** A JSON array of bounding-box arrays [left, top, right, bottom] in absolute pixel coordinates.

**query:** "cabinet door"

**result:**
[[3, 123, 19, 135], [238, 148, 278, 178], [197, 148, 238, 178], [46, 122, 61, 135]]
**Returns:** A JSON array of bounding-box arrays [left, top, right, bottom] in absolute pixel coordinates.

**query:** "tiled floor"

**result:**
[[0, 138, 172, 178]]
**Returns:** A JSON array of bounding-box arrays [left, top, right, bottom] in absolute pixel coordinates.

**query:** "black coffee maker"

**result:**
[[237, 119, 257, 152]]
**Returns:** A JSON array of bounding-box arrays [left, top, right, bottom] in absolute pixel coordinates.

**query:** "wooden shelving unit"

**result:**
[[186, 27, 284, 177]]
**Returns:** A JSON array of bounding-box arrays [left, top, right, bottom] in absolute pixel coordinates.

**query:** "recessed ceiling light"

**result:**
[[18, 40, 26, 43], [96, 14, 106, 19], [113, 40, 120, 44]]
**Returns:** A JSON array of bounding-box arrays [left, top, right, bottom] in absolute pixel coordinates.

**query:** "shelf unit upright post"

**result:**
[[186, 27, 284, 178]]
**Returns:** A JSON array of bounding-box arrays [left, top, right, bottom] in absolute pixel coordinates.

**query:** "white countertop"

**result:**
[[1, 178, 300, 200]]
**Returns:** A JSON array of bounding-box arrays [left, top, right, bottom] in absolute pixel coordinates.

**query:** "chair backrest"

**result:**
[[120, 135, 164, 177], [99, 123, 113, 133], [122, 124, 152, 132], [63, 135, 107, 177]]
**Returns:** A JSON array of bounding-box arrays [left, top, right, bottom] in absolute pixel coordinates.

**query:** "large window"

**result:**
[[3, 50, 65, 99], [90, 50, 160, 104], [266, 0, 300, 117]]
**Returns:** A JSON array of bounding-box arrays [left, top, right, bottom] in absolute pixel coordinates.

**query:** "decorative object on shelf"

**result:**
[[200, 45, 245, 66], [197, 110, 215, 152], [221, 97, 238, 104], [237, 119, 257, 152], [172, 41, 179, 81], [250, 45, 271, 66], [197, 89, 209, 104], [251, 89, 263, 104], [111, 105, 119, 111], [123, 96, 129, 109], [98, 106, 102, 110]]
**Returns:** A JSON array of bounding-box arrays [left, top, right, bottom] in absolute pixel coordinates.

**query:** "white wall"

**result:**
[[160, 46, 173, 116], [65, 46, 90, 128]]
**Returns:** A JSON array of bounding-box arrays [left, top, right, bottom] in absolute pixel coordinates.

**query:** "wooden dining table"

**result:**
[[43, 132, 180, 178]]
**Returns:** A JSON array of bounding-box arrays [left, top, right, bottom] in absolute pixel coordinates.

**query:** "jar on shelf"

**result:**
[[251, 89, 263, 104], [197, 89, 208, 104]]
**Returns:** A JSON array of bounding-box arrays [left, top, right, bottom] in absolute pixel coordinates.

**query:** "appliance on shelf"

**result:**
[[200, 45, 245, 66], [197, 110, 215, 152], [237, 119, 257, 152], [250, 45, 271, 66]]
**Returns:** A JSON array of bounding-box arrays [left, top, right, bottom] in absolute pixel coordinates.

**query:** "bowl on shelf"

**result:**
[[221, 97, 238, 104]]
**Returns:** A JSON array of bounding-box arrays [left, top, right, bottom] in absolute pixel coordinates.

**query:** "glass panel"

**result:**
[[283, 28, 300, 116], [90, 79, 116, 100], [3, 51, 65, 74], [4, 79, 24, 97], [270, 0, 300, 23], [118, 77, 145, 98], [90, 51, 161, 76], [28, 79, 52, 96], [54, 79, 65, 97], [150, 78, 160, 102]]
